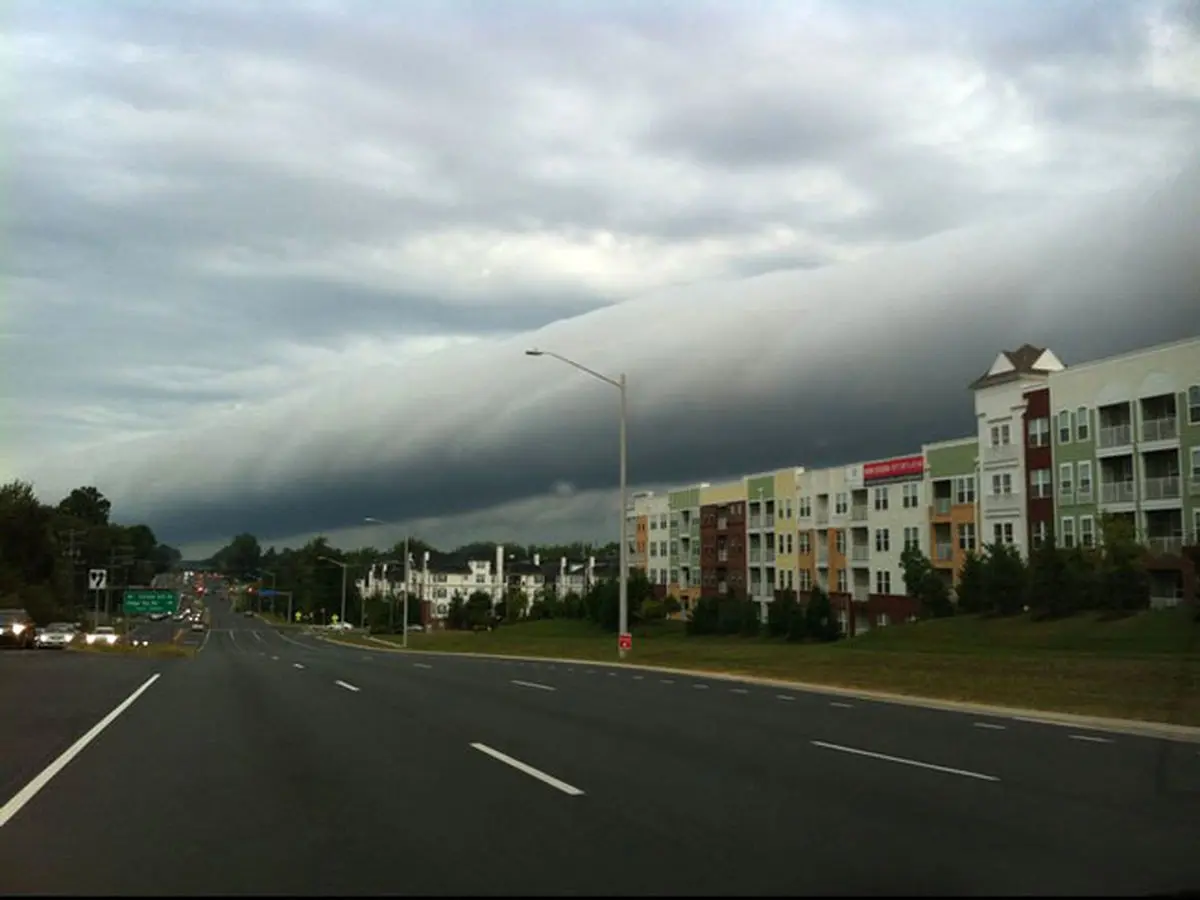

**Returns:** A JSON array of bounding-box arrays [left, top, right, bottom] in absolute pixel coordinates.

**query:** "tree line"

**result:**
[[0, 480, 182, 623]]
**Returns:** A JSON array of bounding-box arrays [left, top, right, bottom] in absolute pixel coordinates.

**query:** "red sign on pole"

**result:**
[[618, 632, 632, 652], [863, 454, 925, 482]]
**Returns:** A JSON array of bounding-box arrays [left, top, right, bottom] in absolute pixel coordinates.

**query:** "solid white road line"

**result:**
[[470, 743, 584, 797], [0, 674, 161, 828], [811, 740, 1000, 783], [335, 680, 360, 693], [511, 679, 556, 692], [293, 663, 305, 669], [1069, 734, 1113, 744], [830, 701, 854, 709], [973, 722, 1007, 731], [412, 662, 433, 670], [776, 694, 796, 702]]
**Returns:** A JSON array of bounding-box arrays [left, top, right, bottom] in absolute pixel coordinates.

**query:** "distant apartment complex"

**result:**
[[626, 335, 1200, 631]]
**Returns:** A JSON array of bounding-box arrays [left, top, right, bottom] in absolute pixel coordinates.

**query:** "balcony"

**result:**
[[1101, 481, 1135, 504], [933, 497, 952, 516], [816, 513, 830, 526], [851, 546, 870, 563], [717, 549, 728, 563], [816, 551, 829, 567], [1146, 536, 1184, 555], [850, 505, 869, 522], [1143, 476, 1181, 501], [1098, 424, 1132, 450], [749, 548, 762, 563], [986, 492, 1023, 512], [1141, 417, 1178, 443], [935, 542, 954, 561], [765, 548, 776, 563], [984, 443, 1020, 463], [749, 514, 762, 529], [765, 513, 775, 528]]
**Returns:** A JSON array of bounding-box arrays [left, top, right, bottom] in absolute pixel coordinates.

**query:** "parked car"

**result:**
[[0, 608, 36, 649]]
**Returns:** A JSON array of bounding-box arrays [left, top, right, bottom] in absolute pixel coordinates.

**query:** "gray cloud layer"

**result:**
[[7, 0, 1200, 547]]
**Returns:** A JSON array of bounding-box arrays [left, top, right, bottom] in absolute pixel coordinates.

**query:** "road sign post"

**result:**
[[89, 569, 107, 628]]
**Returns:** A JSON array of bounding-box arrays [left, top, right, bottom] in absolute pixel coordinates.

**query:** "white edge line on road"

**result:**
[[811, 740, 1000, 783], [293, 662, 305, 669], [511, 679, 556, 692], [469, 743, 584, 796], [413, 662, 433, 669], [1069, 733, 1113, 744], [0, 674, 162, 828], [335, 680, 361, 693], [973, 722, 1007, 731], [274, 630, 314, 650]]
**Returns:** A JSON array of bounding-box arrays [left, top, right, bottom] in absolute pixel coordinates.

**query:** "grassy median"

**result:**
[[340, 608, 1200, 726]]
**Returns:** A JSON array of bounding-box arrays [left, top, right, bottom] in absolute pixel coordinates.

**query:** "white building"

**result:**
[[971, 343, 1065, 558], [849, 452, 928, 609], [643, 493, 670, 589], [404, 545, 506, 621]]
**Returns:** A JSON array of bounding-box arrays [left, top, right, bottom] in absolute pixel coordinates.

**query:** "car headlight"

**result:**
[[11, 623, 25, 635], [86, 635, 96, 644]]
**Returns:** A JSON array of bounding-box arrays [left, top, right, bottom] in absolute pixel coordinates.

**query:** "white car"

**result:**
[[35, 623, 78, 649], [85, 626, 119, 647]]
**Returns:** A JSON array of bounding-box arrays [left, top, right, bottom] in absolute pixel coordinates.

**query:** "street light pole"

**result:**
[[318, 557, 350, 625], [526, 348, 629, 660]]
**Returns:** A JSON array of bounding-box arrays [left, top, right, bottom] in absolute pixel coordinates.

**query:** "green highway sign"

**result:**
[[123, 589, 178, 615]]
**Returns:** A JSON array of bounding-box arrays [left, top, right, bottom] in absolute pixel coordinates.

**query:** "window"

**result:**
[[669, 541, 678, 556], [1079, 516, 1095, 548], [1194, 509, 1200, 545], [1061, 517, 1076, 549], [902, 482, 920, 509], [957, 523, 976, 551], [955, 476, 976, 504], [992, 472, 1013, 495], [1058, 410, 1071, 444], [659, 541, 667, 556], [785, 533, 794, 554], [836, 569, 848, 592], [991, 423, 1012, 446], [1077, 461, 1093, 498], [875, 570, 892, 594], [1032, 520, 1048, 548], [798, 533, 811, 554], [670, 569, 679, 584], [1076, 407, 1089, 442], [798, 496, 811, 517], [873, 487, 889, 511], [1192, 447, 1200, 479], [835, 530, 846, 554], [903, 526, 921, 551], [650, 544, 657, 558], [1028, 416, 1050, 448], [1030, 468, 1052, 499], [798, 570, 812, 591], [1059, 463, 1074, 497], [660, 514, 668, 528], [1190, 385, 1200, 425], [874, 529, 890, 552], [783, 499, 792, 518], [993, 522, 1014, 546], [835, 492, 848, 515], [650, 517, 657, 530]]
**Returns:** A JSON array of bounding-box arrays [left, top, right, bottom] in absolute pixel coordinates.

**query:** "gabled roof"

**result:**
[[970, 344, 1064, 390]]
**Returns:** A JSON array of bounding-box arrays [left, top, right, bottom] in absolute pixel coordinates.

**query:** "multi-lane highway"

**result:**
[[2, 597, 1198, 895]]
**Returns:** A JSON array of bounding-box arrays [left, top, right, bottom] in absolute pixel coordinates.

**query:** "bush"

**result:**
[[639, 598, 666, 623], [687, 596, 720, 635], [982, 543, 1026, 616], [739, 599, 760, 637], [805, 585, 839, 642], [767, 589, 798, 637], [956, 552, 987, 613]]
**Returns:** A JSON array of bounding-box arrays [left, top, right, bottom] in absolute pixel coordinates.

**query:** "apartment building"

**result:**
[[407, 545, 507, 624], [923, 436, 979, 586], [745, 472, 777, 608], [668, 483, 706, 608], [626, 491, 654, 576], [643, 493, 671, 590], [768, 467, 805, 597], [1046, 336, 1200, 606], [699, 480, 748, 599], [971, 344, 1066, 557]]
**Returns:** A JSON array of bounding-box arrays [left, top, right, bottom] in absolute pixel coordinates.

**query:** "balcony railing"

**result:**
[[765, 548, 776, 563], [1143, 476, 1181, 501], [984, 443, 1020, 462], [1141, 417, 1178, 443], [765, 514, 775, 528], [850, 505, 869, 522], [934, 497, 952, 515], [987, 492, 1023, 511], [935, 542, 954, 561], [1191, 477, 1200, 497], [850, 546, 870, 563], [816, 513, 829, 526], [1098, 424, 1132, 450], [749, 515, 762, 529], [1101, 481, 1135, 504], [749, 549, 762, 563]]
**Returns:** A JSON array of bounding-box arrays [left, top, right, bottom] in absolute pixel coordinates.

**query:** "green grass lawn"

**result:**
[[348, 609, 1200, 726]]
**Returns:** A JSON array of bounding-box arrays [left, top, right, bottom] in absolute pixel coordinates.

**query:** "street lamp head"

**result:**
[[524, 348, 543, 357], [363, 517, 382, 525]]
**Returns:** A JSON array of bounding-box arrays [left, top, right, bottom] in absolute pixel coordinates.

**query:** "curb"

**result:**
[[315, 635, 1200, 743]]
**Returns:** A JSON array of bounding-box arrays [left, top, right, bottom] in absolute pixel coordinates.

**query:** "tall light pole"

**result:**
[[525, 348, 629, 659], [364, 517, 411, 647], [318, 556, 349, 627]]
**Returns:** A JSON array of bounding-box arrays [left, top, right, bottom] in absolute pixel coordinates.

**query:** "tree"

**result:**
[[982, 542, 1027, 616], [900, 544, 953, 618], [639, 598, 666, 623], [466, 590, 493, 629], [767, 589, 798, 637], [1098, 514, 1149, 613], [56, 486, 111, 527], [1027, 532, 1072, 618], [0, 480, 56, 595], [955, 552, 987, 613], [804, 585, 840, 642]]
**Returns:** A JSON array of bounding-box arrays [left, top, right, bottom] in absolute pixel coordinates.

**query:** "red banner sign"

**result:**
[[618, 632, 633, 651], [863, 454, 924, 482]]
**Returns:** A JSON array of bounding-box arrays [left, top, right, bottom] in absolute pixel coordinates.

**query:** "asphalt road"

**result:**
[[2, 599, 1198, 896]]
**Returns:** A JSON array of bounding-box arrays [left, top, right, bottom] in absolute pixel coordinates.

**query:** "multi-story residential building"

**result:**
[[643, 493, 671, 591], [699, 480, 747, 599], [626, 491, 653, 577], [407, 545, 506, 624], [505, 553, 547, 602], [971, 344, 1066, 557], [1047, 335, 1200, 606], [1022, 384, 1056, 549], [923, 436, 980, 586], [745, 472, 778, 608], [770, 467, 804, 597], [668, 483, 706, 609]]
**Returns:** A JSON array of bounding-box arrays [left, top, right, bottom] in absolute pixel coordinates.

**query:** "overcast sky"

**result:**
[[7, 0, 1199, 557]]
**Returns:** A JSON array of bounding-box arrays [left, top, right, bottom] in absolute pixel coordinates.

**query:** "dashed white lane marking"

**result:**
[[830, 701, 854, 709], [693, 684, 710, 690], [0, 674, 161, 829], [776, 694, 796, 702], [197, 630, 211, 653], [293, 663, 305, 669], [335, 680, 361, 693], [608, 672, 619, 677], [584, 670, 595, 675], [632, 675, 644, 681], [271, 655, 279, 661], [812, 740, 1000, 783], [511, 679, 556, 692], [730, 688, 749, 695], [660, 679, 675, 685], [470, 743, 585, 797], [1069, 734, 1113, 744], [973, 722, 1007, 731], [252, 631, 264, 642], [413, 662, 433, 670]]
